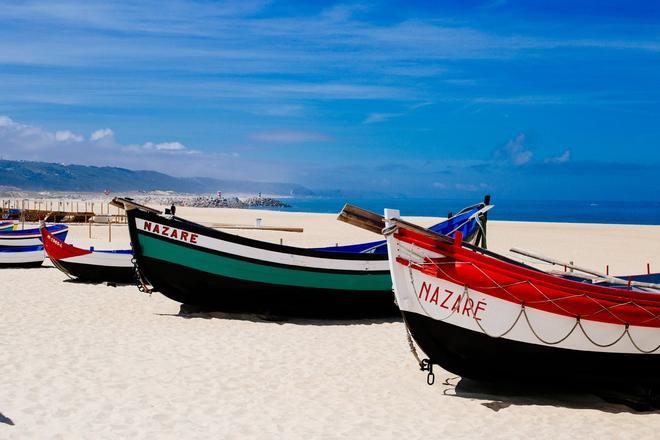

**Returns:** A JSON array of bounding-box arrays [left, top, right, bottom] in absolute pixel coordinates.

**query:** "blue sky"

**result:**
[[0, 0, 658, 199]]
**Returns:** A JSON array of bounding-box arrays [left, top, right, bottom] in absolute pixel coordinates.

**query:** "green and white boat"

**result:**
[[112, 197, 490, 317]]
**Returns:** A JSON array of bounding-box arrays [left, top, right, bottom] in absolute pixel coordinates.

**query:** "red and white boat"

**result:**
[[40, 224, 135, 283], [339, 205, 660, 394]]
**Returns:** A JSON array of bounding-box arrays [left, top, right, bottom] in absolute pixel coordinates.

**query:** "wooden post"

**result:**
[[108, 216, 112, 242], [648, 263, 651, 275], [606, 265, 609, 275], [21, 200, 25, 230], [280, 238, 283, 245], [88, 216, 92, 239]]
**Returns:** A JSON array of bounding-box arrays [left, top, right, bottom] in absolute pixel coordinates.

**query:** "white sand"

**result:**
[[2, 207, 660, 438]]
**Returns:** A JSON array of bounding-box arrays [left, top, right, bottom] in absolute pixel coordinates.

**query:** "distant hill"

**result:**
[[0, 160, 314, 195]]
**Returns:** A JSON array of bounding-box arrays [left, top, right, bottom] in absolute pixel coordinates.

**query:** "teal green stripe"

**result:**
[[138, 234, 392, 291]]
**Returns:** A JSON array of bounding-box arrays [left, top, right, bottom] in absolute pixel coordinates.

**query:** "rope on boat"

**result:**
[[399, 244, 660, 354]]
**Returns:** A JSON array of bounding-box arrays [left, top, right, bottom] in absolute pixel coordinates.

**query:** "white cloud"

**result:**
[[250, 130, 330, 143], [362, 113, 402, 124], [55, 130, 83, 142], [495, 133, 533, 166], [545, 149, 571, 164], [90, 128, 114, 141], [143, 141, 186, 151], [0, 116, 15, 127], [0, 115, 199, 168]]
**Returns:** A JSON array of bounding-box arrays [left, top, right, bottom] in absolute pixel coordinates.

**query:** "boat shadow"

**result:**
[[443, 376, 660, 414], [156, 304, 402, 326], [62, 278, 131, 288]]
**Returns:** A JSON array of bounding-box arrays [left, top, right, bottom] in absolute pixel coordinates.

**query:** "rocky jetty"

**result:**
[[139, 195, 290, 209]]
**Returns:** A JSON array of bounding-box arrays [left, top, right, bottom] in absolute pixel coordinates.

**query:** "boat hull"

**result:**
[[126, 209, 396, 317], [52, 258, 135, 283], [40, 225, 134, 283], [0, 246, 44, 267], [139, 255, 397, 316], [0, 225, 68, 247], [403, 310, 660, 388], [384, 210, 660, 391]]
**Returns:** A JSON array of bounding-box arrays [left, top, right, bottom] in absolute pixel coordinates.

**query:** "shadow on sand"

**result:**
[[157, 305, 659, 412], [154, 303, 402, 326], [62, 278, 130, 288], [0, 412, 14, 426], [440, 376, 660, 413]]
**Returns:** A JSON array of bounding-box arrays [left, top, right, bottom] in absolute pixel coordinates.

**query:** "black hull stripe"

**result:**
[[0, 261, 44, 268], [139, 256, 398, 318], [55, 259, 135, 283], [403, 311, 660, 388]]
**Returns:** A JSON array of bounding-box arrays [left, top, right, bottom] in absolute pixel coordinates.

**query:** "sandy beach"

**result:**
[[2, 207, 660, 438]]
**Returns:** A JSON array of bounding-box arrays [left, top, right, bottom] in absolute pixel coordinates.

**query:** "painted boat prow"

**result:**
[[40, 224, 135, 283]]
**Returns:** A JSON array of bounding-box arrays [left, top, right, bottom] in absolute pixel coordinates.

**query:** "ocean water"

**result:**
[[260, 197, 660, 225]]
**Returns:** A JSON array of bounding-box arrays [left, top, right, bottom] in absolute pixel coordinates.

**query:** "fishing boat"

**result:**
[[0, 224, 68, 247], [0, 245, 45, 267], [111, 197, 491, 316], [339, 205, 660, 392], [0, 220, 17, 231], [40, 225, 134, 283]]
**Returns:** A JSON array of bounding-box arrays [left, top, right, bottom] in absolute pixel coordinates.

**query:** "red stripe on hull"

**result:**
[[394, 229, 660, 328]]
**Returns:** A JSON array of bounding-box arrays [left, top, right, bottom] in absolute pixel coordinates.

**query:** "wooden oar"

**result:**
[[338, 204, 454, 243], [207, 223, 303, 233], [510, 247, 660, 290]]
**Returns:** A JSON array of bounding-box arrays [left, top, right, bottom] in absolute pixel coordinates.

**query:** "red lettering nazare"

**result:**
[[429, 287, 439, 305], [190, 234, 198, 244], [181, 231, 189, 241], [162, 226, 170, 236], [419, 281, 431, 300], [461, 298, 474, 317], [440, 290, 453, 309], [143, 221, 152, 232], [474, 300, 487, 321], [451, 295, 463, 312], [153, 224, 160, 234], [170, 229, 178, 239]]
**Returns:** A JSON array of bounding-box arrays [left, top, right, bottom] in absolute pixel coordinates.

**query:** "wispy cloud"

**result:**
[[544, 149, 571, 164], [362, 113, 402, 124], [0, 115, 203, 171], [90, 128, 113, 141], [493, 134, 533, 166], [250, 130, 330, 143], [55, 130, 83, 142]]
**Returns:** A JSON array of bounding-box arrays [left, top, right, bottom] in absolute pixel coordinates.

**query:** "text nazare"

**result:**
[[418, 281, 486, 320], [142, 221, 199, 244]]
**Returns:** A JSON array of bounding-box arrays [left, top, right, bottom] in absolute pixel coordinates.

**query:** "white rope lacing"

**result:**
[[401, 249, 660, 354]]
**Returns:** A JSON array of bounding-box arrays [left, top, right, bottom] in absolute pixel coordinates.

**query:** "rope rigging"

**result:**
[[396, 241, 660, 356]]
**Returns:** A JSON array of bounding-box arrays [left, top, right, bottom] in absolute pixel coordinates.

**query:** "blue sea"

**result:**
[[260, 197, 660, 225]]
